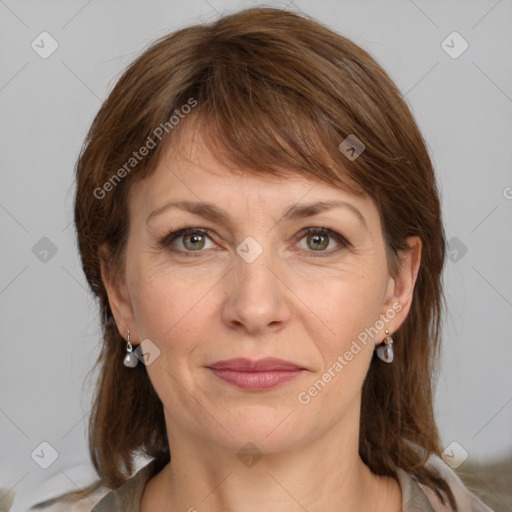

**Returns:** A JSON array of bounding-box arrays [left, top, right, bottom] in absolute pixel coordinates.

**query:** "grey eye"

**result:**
[[182, 232, 207, 250], [306, 232, 330, 251]]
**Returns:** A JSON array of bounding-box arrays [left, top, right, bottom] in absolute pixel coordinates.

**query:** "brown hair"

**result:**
[[62, 6, 453, 509]]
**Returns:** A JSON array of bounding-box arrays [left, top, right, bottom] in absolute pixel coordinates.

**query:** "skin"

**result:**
[[100, 125, 421, 512]]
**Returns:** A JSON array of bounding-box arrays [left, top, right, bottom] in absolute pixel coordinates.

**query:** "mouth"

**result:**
[[206, 357, 307, 390]]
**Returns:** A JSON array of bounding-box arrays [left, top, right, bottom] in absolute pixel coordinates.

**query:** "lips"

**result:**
[[206, 357, 306, 372], [206, 357, 307, 390]]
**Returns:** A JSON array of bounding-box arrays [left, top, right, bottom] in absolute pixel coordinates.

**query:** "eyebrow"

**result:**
[[146, 199, 368, 230]]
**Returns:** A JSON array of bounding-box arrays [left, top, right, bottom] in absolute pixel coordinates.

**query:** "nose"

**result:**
[[221, 248, 292, 335]]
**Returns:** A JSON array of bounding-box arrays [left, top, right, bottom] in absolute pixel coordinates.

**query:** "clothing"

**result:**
[[28, 452, 493, 512]]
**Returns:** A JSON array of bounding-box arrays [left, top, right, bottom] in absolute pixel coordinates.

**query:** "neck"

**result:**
[[141, 404, 401, 512]]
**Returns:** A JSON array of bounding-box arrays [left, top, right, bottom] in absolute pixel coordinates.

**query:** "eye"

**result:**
[[158, 226, 350, 257], [296, 227, 349, 256], [159, 227, 216, 255]]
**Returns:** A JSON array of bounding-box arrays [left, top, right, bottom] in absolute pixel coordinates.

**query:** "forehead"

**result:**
[[128, 125, 378, 225]]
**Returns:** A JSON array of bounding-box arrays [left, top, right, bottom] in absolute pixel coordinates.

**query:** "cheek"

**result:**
[[133, 276, 192, 341], [128, 259, 218, 361], [128, 269, 214, 410], [303, 269, 386, 346], [295, 278, 383, 404], [296, 268, 388, 401]]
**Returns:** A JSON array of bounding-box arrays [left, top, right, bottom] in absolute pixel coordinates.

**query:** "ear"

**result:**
[[98, 243, 140, 345], [380, 236, 422, 341]]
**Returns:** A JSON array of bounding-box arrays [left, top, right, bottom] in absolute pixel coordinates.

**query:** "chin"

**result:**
[[205, 411, 309, 455]]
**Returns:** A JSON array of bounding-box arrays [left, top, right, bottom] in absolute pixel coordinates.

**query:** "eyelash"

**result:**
[[158, 226, 350, 258]]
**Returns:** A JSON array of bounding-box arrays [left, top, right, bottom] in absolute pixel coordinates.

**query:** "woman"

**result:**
[[31, 6, 493, 512]]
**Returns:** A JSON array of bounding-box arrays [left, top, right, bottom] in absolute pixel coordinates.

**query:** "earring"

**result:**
[[375, 329, 394, 363], [123, 329, 138, 368]]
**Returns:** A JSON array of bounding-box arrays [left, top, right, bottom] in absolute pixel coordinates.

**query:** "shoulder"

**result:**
[[26, 456, 166, 512], [406, 452, 494, 512], [25, 487, 110, 512], [25, 455, 164, 512]]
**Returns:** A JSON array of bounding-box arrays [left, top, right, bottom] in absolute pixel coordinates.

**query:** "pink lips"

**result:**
[[207, 357, 306, 390]]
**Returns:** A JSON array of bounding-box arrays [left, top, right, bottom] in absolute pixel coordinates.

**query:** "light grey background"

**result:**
[[1, 0, 511, 510]]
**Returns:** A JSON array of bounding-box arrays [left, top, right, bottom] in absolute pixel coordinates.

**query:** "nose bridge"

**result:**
[[222, 234, 291, 332]]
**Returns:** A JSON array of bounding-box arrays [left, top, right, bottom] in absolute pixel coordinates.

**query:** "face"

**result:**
[[101, 127, 420, 455]]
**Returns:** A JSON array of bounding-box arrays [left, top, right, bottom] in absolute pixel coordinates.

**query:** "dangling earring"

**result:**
[[123, 329, 138, 368], [375, 329, 394, 363]]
